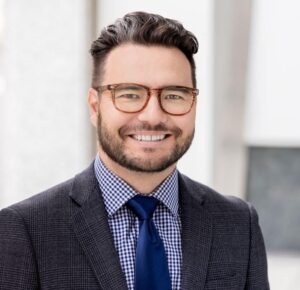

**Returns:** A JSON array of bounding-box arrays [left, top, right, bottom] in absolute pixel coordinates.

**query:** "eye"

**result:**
[[116, 94, 141, 100], [164, 94, 183, 100]]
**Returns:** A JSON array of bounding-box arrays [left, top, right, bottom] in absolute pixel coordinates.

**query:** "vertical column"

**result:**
[[0, 0, 95, 208], [213, 0, 252, 197], [0, 0, 6, 206]]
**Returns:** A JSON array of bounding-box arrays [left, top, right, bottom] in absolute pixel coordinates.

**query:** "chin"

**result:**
[[120, 155, 176, 173]]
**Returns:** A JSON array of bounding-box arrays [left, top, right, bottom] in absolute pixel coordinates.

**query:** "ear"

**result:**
[[87, 88, 99, 127]]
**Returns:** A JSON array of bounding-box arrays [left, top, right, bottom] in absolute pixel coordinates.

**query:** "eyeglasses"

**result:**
[[95, 83, 199, 116]]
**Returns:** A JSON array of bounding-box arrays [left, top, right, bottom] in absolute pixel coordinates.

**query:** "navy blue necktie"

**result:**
[[127, 195, 172, 290]]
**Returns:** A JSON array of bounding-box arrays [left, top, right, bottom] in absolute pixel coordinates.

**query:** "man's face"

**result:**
[[88, 43, 196, 173]]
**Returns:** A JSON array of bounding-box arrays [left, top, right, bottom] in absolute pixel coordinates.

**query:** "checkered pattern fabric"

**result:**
[[94, 155, 182, 290]]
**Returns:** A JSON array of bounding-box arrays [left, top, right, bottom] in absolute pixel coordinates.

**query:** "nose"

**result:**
[[137, 92, 168, 124]]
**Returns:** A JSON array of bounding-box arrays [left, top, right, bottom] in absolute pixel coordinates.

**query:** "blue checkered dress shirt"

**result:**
[[94, 155, 182, 290]]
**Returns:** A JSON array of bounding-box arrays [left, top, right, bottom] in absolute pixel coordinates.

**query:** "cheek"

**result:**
[[99, 103, 134, 132], [172, 114, 196, 136]]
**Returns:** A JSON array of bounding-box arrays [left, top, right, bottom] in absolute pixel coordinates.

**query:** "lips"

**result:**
[[119, 123, 182, 140], [131, 134, 168, 142]]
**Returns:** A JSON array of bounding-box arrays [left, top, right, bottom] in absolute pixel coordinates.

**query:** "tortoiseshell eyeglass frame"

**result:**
[[95, 83, 199, 116]]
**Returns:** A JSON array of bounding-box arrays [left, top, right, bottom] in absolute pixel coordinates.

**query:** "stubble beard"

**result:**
[[97, 114, 194, 173]]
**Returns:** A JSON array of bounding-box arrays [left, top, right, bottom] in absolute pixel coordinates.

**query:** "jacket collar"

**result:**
[[179, 173, 213, 290], [69, 163, 128, 290], [69, 163, 212, 290]]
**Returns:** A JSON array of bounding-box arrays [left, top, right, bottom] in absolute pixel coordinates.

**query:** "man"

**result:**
[[0, 11, 269, 290]]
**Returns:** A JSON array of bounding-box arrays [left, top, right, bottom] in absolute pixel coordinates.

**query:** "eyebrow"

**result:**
[[164, 86, 190, 92], [119, 85, 145, 90]]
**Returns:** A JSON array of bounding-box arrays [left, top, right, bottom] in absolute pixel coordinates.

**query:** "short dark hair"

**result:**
[[90, 11, 198, 88]]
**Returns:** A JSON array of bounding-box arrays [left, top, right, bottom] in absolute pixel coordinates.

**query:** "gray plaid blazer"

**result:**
[[0, 162, 269, 290]]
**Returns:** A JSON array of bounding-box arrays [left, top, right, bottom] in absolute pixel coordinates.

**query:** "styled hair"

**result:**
[[90, 11, 198, 88]]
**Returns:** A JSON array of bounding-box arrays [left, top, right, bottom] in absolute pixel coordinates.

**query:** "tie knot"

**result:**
[[127, 195, 159, 220]]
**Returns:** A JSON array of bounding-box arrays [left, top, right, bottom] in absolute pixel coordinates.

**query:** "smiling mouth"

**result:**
[[129, 134, 171, 142]]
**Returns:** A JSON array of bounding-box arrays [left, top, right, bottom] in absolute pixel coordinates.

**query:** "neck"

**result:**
[[98, 151, 176, 194]]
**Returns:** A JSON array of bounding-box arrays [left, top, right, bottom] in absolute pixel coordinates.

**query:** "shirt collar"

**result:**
[[94, 154, 179, 218]]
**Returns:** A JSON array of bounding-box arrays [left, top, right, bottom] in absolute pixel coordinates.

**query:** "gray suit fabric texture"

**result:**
[[0, 162, 269, 290]]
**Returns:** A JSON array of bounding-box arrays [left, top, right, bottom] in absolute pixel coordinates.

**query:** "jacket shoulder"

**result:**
[[1, 162, 96, 220], [179, 173, 250, 213], [2, 177, 75, 218]]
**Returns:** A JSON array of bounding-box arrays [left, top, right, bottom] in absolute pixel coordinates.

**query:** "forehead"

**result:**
[[101, 43, 193, 88]]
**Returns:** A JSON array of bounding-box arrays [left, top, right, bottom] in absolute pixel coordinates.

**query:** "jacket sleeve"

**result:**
[[0, 207, 39, 290], [245, 203, 270, 290]]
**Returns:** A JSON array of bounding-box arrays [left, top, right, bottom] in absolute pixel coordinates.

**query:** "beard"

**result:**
[[97, 113, 194, 173]]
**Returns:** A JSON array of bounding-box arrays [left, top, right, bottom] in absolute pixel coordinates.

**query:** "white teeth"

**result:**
[[132, 135, 166, 142]]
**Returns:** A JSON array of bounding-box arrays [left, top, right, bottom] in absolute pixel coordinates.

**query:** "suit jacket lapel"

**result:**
[[179, 174, 213, 290], [69, 163, 128, 290]]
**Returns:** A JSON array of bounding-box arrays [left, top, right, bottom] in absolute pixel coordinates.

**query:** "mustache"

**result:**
[[119, 122, 182, 137]]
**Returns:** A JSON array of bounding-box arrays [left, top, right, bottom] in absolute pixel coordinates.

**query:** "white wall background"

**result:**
[[245, 0, 300, 147], [0, 0, 93, 208]]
